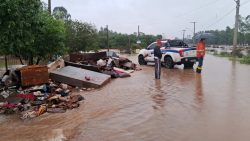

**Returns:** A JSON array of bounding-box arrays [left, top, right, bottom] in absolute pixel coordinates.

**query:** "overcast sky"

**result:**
[[42, 0, 250, 38]]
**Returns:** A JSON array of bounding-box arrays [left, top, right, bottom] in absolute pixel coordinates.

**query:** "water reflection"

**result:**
[[151, 80, 166, 109], [195, 74, 203, 105], [229, 59, 237, 94]]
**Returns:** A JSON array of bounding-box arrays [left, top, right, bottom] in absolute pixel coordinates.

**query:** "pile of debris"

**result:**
[[0, 51, 139, 119], [66, 51, 138, 78], [0, 66, 84, 119], [0, 81, 84, 119]]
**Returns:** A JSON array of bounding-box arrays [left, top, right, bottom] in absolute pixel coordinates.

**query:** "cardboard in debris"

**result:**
[[47, 58, 65, 72], [49, 66, 111, 88]]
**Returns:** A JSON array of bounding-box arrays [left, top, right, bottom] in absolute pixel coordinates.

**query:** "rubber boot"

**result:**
[[196, 67, 202, 73]]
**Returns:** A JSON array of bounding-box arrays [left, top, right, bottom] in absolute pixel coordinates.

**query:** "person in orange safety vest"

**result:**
[[196, 38, 206, 73]]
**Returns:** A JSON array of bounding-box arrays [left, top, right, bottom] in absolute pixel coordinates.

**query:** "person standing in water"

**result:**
[[154, 36, 163, 79]]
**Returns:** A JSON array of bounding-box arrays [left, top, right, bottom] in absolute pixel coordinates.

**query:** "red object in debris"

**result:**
[[16, 93, 35, 101], [85, 76, 91, 81], [1, 103, 18, 108]]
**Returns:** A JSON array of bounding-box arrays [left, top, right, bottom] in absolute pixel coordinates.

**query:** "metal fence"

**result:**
[[0, 55, 26, 70]]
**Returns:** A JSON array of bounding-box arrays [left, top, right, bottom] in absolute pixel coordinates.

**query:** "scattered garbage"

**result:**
[[0, 79, 85, 119], [67, 51, 138, 78], [0, 51, 140, 120]]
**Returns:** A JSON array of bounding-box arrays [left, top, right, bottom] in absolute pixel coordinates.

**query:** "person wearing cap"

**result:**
[[154, 36, 162, 79], [196, 38, 206, 73]]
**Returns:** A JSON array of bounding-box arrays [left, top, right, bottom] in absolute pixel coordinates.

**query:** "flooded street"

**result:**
[[1, 54, 250, 141]]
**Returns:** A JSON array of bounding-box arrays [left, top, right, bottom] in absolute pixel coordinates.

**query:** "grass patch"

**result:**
[[211, 51, 250, 64], [213, 52, 233, 57], [240, 55, 250, 64]]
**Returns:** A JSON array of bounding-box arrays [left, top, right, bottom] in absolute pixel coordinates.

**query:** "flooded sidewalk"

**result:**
[[1, 54, 250, 141]]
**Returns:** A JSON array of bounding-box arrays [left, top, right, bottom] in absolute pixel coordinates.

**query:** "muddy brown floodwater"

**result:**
[[1, 54, 250, 141]]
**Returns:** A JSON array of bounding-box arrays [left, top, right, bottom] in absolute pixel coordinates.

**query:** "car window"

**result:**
[[169, 40, 188, 48], [165, 42, 170, 47], [147, 43, 156, 50], [169, 40, 180, 47]]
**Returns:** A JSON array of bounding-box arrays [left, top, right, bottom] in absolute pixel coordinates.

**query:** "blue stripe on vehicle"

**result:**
[[150, 48, 196, 54], [183, 48, 196, 52], [161, 50, 179, 53]]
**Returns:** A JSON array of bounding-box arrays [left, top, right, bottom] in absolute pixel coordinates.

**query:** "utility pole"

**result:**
[[182, 30, 186, 42], [138, 25, 140, 38], [233, 0, 240, 55], [191, 22, 197, 45], [48, 0, 51, 14], [128, 35, 131, 54], [106, 25, 109, 52], [137, 25, 141, 45]]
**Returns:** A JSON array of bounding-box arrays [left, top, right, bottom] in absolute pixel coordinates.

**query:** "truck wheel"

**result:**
[[184, 63, 194, 69], [164, 56, 174, 69], [138, 55, 147, 65]]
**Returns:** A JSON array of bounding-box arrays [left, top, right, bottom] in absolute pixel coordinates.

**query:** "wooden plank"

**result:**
[[49, 66, 111, 88]]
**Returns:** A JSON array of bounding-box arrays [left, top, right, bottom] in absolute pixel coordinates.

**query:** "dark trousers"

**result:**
[[196, 57, 204, 73], [154, 57, 161, 79], [198, 57, 204, 67]]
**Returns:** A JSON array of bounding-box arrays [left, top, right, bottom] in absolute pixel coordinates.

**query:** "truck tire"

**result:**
[[138, 55, 147, 65], [164, 56, 174, 69], [184, 63, 194, 69]]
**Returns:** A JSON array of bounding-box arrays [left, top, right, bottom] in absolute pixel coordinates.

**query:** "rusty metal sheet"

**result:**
[[65, 61, 100, 72], [70, 52, 107, 62], [49, 66, 111, 88], [19, 65, 49, 87]]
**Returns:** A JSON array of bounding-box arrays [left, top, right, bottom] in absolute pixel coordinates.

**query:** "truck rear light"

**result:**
[[179, 50, 184, 57]]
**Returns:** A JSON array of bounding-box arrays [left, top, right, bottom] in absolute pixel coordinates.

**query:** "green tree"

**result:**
[[96, 27, 157, 50], [33, 12, 66, 64], [53, 7, 71, 21], [0, 0, 66, 65], [65, 20, 98, 52]]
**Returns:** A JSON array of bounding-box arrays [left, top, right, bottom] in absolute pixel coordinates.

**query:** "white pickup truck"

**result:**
[[138, 39, 197, 69]]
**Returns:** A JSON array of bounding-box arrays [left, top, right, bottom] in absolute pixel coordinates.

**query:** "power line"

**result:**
[[204, 0, 250, 30], [241, 0, 250, 5], [177, 0, 223, 18], [240, 0, 250, 14], [205, 8, 235, 29]]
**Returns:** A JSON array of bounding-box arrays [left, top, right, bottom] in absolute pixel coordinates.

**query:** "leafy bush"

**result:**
[[240, 55, 250, 64]]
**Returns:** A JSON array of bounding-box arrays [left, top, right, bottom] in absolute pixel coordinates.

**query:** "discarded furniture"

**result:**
[[50, 66, 111, 88], [19, 65, 49, 87]]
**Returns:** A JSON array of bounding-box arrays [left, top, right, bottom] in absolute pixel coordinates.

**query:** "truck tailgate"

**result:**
[[183, 48, 196, 57]]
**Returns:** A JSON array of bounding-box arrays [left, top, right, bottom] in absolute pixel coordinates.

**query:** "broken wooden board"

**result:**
[[49, 66, 111, 88]]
